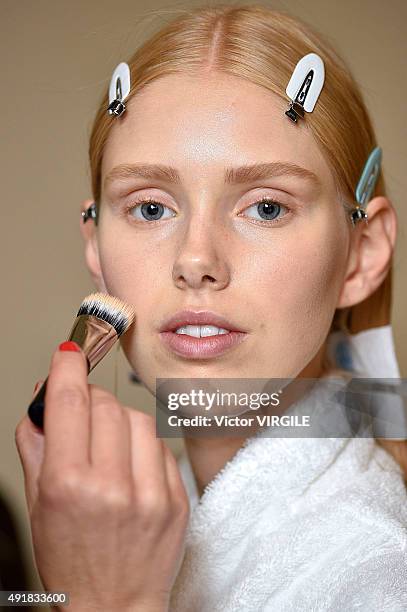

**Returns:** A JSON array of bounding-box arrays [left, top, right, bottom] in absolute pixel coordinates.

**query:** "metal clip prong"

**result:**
[[81, 202, 97, 223]]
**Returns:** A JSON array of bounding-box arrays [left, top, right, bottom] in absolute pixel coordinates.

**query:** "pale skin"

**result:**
[[15, 71, 399, 610]]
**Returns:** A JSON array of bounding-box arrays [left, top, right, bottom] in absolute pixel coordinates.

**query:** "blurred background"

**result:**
[[1, 0, 406, 606]]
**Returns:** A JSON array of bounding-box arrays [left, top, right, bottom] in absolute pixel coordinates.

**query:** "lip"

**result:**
[[159, 310, 246, 333], [158, 310, 248, 359]]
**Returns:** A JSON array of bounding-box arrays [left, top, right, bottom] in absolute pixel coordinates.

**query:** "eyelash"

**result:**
[[122, 195, 291, 225]]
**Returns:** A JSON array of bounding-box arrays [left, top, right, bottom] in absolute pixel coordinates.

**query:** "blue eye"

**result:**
[[242, 197, 289, 222], [127, 198, 176, 222], [124, 196, 289, 224]]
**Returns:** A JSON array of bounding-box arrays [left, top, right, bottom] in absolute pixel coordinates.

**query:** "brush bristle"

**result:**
[[77, 292, 136, 336]]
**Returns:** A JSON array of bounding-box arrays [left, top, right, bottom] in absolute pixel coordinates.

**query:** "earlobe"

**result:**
[[336, 196, 397, 309], [79, 199, 107, 293]]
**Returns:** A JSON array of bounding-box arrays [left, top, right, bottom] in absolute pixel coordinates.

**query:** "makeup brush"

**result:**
[[28, 292, 136, 430]]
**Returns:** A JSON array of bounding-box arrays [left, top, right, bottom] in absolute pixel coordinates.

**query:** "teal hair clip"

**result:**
[[350, 146, 382, 227]]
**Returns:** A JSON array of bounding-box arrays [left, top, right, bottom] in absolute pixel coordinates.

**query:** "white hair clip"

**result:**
[[285, 53, 325, 123], [350, 146, 382, 227], [107, 62, 131, 117]]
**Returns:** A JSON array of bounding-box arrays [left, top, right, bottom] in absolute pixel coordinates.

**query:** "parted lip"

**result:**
[[159, 310, 247, 333]]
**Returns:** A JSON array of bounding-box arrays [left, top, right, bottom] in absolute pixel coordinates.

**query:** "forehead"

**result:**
[[101, 72, 335, 193]]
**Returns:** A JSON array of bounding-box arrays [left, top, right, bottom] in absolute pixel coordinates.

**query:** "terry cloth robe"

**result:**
[[169, 373, 407, 611]]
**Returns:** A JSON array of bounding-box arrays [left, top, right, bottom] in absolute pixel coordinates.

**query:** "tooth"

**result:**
[[185, 325, 201, 338], [200, 325, 220, 337], [174, 325, 231, 337]]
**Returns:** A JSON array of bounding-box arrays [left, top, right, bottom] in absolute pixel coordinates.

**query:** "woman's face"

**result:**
[[95, 72, 352, 393]]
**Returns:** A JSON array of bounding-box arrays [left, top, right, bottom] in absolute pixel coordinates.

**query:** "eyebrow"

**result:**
[[103, 161, 320, 190]]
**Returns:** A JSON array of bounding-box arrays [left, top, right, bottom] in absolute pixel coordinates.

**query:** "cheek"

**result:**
[[246, 222, 347, 333], [97, 233, 157, 311]]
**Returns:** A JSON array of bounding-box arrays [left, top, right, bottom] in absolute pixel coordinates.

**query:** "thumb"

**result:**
[[15, 380, 46, 513]]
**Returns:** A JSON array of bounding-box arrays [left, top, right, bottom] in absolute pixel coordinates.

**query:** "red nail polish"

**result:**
[[58, 341, 81, 352]]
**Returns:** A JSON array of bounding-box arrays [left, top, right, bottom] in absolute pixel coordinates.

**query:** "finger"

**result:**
[[126, 409, 168, 494], [161, 442, 188, 499], [15, 382, 46, 512], [161, 443, 190, 524], [89, 385, 132, 479], [43, 342, 91, 471]]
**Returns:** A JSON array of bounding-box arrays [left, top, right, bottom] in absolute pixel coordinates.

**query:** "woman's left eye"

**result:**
[[240, 197, 289, 223], [126, 198, 176, 222]]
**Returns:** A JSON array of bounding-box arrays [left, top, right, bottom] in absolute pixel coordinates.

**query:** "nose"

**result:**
[[172, 218, 231, 291]]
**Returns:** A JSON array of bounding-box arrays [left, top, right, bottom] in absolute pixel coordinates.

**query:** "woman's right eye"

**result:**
[[126, 198, 176, 222]]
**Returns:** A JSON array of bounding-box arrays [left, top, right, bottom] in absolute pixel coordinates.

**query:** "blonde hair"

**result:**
[[89, 2, 393, 337]]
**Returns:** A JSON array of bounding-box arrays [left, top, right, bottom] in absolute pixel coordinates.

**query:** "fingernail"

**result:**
[[33, 381, 41, 393], [58, 341, 81, 352]]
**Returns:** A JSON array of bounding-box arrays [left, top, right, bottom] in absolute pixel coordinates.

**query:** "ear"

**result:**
[[79, 199, 108, 292], [337, 196, 397, 308]]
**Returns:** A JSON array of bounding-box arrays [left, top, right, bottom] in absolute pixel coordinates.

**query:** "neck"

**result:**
[[184, 343, 327, 497], [184, 435, 247, 497]]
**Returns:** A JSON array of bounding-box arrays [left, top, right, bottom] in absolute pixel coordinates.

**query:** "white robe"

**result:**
[[170, 374, 407, 611]]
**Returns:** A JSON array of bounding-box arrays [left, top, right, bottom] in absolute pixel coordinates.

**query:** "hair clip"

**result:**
[[107, 62, 131, 117], [350, 147, 382, 227], [81, 202, 98, 223], [349, 206, 368, 226], [285, 53, 325, 123]]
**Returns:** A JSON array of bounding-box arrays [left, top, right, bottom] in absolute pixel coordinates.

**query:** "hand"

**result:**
[[15, 342, 190, 611]]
